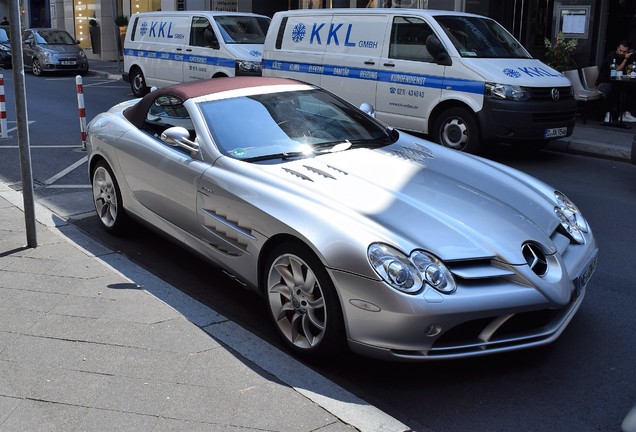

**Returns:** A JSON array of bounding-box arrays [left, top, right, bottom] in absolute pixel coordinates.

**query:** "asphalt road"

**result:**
[[1, 72, 635, 432]]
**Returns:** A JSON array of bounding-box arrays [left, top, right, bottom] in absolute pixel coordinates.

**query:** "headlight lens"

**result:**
[[0, 45, 10, 53], [236, 60, 261, 73], [79, 50, 87, 59], [554, 191, 588, 244], [40, 50, 53, 62], [485, 82, 529, 101], [368, 244, 456, 294]]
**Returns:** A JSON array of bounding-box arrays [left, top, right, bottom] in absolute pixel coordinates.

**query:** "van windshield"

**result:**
[[214, 16, 270, 44], [434, 15, 531, 59]]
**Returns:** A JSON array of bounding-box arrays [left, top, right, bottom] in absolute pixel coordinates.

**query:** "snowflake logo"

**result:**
[[139, 21, 148, 37], [503, 68, 521, 78], [249, 50, 261, 57], [291, 23, 306, 43]]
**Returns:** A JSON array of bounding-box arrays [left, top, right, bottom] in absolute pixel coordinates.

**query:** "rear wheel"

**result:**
[[91, 161, 130, 234], [130, 68, 148, 97], [264, 242, 346, 361], [433, 107, 481, 153]]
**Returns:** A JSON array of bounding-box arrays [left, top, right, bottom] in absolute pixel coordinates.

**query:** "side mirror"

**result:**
[[161, 126, 199, 153], [426, 35, 452, 66], [359, 103, 376, 118]]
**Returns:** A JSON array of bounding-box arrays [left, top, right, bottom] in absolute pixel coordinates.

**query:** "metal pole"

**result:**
[[8, 1, 37, 248], [111, 0, 121, 72]]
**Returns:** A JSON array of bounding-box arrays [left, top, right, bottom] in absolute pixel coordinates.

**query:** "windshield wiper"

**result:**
[[241, 151, 314, 163]]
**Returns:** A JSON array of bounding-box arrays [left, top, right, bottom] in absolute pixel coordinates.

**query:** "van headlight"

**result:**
[[368, 243, 456, 294], [236, 60, 261, 74], [485, 82, 529, 101]]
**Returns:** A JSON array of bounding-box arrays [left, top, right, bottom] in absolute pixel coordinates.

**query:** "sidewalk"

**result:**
[[0, 189, 411, 429]]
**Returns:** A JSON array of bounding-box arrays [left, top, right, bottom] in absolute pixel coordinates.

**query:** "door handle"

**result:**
[[364, 60, 375, 65], [383, 62, 395, 67]]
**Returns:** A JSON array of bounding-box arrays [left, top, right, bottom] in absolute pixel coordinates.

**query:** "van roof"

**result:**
[[130, 11, 269, 18], [273, 8, 484, 19]]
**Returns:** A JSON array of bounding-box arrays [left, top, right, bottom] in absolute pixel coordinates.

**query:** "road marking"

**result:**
[[44, 156, 87, 185], [0, 145, 83, 148], [43, 184, 91, 189]]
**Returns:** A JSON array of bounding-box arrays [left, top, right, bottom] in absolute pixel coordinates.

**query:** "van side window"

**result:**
[[389, 17, 435, 63], [144, 95, 196, 148], [190, 17, 217, 48]]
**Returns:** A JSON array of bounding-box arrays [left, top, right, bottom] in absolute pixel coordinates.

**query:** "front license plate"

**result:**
[[573, 253, 598, 300], [544, 127, 567, 138], [61, 61, 76, 66]]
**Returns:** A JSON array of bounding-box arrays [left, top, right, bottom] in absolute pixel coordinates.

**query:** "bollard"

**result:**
[[76, 75, 87, 150], [0, 74, 7, 139]]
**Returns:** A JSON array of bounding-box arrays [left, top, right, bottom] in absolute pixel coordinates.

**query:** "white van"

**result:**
[[262, 9, 576, 153], [124, 11, 270, 97]]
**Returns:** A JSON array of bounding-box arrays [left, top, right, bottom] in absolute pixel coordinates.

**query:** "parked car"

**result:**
[[86, 77, 598, 362], [0, 26, 11, 69], [22, 28, 88, 76]]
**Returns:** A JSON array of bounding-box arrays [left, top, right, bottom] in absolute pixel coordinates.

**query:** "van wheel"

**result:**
[[130, 68, 148, 97], [433, 107, 481, 153]]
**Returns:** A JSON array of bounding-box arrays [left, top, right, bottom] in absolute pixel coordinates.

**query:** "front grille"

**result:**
[[525, 86, 574, 101]]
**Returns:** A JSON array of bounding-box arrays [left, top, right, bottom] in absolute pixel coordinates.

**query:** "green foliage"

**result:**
[[545, 33, 578, 72]]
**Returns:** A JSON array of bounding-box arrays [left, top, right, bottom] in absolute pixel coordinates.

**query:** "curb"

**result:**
[[550, 137, 632, 162]]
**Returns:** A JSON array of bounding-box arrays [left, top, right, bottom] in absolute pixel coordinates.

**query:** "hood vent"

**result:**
[[390, 143, 435, 162]]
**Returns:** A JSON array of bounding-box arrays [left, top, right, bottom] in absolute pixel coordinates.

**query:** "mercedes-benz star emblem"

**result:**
[[522, 243, 548, 276]]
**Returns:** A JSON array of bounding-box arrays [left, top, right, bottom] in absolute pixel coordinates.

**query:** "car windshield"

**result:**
[[434, 15, 530, 59], [213, 16, 270, 44], [34, 30, 76, 45], [199, 89, 392, 162]]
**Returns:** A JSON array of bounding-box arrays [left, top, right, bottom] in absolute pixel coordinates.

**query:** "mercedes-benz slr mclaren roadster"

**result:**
[[86, 76, 598, 361]]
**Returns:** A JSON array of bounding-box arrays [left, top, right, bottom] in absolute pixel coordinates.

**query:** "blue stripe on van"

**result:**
[[124, 48, 236, 68], [262, 59, 484, 95]]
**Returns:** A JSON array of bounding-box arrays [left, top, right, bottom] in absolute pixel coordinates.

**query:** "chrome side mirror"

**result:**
[[161, 126, 200, 153], [359, 103, 375, 118]]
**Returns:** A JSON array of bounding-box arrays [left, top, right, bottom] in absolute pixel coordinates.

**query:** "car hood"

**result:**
[[260, 141, 560, 265], [225, 43, 263, 60], [39, 44, 83, 55], [458, 58, 569, 87]]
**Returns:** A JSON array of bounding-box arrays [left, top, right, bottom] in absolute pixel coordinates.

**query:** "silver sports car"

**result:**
[[86, 77, 598, 361]]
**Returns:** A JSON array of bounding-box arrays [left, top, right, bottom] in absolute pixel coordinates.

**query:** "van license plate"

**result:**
[[61, 61, 76, 65], [544, 127, 567, 138]]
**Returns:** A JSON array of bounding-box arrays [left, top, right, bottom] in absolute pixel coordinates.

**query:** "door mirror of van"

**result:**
[[426, 35, 452, 66]]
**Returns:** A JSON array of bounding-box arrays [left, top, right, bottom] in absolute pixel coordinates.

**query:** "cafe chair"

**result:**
[[564, 69, 604, 124], [581, 66, 599, 91]]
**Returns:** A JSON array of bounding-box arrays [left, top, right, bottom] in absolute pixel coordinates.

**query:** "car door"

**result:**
[[116, 94, 208, 234], [22, 30, 35, 69], [375, 15, 445, 132]]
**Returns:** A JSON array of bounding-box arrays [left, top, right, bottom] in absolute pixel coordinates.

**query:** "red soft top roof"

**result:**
[[123, 76, 301, 129]]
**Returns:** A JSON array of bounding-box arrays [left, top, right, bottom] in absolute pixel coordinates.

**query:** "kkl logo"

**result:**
[[147, 21, 175, 38], [309, 23, 356, 46]]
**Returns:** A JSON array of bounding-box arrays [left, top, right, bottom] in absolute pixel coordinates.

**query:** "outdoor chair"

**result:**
[[564, 69, 604, 124], [581, 66, 599, 91]]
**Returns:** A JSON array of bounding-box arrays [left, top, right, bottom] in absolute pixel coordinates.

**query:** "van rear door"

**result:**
[[375, 15, 445, 132]]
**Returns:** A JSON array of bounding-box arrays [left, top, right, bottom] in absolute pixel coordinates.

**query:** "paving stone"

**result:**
[[0, 399, 87, 432]]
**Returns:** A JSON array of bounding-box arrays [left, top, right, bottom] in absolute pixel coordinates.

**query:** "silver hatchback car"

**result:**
[[22, 28, 89, 76], [86, 77, 598, 362]]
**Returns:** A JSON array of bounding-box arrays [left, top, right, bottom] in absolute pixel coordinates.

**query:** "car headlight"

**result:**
[[554, 191, 589, 244], [0, 45, 10, 53], [236, 60, 261, 73], [368, 243, 456, 294], [79, 50, 87, 59], [40, 50, 53, 62], [485, 82, 529, 101]]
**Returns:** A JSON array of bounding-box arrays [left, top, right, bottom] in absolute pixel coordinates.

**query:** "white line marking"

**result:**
[[44, 156, 87, 185]]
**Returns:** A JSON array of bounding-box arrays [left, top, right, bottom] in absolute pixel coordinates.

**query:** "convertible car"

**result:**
[[86, 77, 598, 361]]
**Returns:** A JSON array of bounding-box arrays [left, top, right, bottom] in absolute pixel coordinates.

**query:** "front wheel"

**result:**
[[130, 68, 148, 97], [432, 107, 481, 153], [264, 243, 345, 361], [91, 161, 130, 234], [32, 58, 43, 76]]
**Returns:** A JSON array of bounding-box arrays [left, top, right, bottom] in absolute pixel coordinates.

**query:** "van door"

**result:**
[[319, 14, 389, 110], [375, 16, 445, 132], [184, 16, 223, 81], [143, 15, 190, 87]]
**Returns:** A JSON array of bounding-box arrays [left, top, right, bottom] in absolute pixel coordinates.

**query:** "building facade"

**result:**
[[1, 0, 634, 72]]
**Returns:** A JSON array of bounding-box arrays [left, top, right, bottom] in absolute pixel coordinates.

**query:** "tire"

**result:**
[[432, 107, 481, 153], [91, 161, 130, 234], [264, 242, 346, 361], [32, 58, 42, 76], [130, 68, 148, 97]]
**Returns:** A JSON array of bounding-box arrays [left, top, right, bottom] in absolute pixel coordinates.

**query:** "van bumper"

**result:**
[[477, 98, 577, 143]]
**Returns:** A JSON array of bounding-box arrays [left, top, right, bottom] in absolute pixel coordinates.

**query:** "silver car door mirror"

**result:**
[[161, 126, 200, 153]]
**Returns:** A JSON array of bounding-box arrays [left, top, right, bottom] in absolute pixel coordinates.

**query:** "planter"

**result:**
[[89, 24, 101, 54]]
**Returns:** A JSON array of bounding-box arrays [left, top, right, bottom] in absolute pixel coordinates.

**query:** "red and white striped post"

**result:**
[[76, 75, 87, 150], [0, 74, 7, 139]]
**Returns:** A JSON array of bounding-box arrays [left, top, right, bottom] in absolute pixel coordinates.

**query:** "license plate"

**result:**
[[61, 61, 76, 66], [573, 253, 598, 300], [544, 127, 568, 138]]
